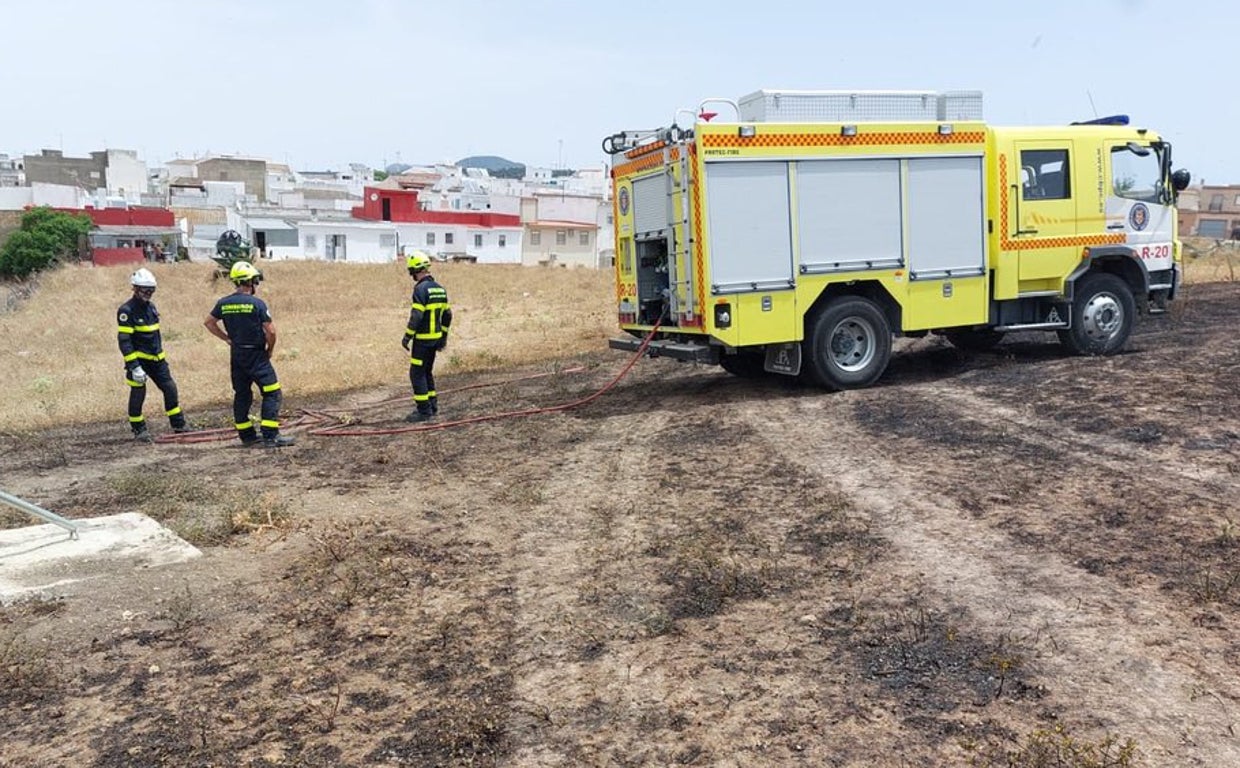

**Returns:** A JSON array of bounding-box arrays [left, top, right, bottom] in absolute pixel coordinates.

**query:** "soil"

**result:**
[[2, 282, 1238, 767]]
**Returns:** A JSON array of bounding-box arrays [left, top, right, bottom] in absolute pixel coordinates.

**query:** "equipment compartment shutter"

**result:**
[[705, 161, 793, 293], [797, 159, 903, 274], [906, 156, 986, 280], [632, 173, 667, 235]]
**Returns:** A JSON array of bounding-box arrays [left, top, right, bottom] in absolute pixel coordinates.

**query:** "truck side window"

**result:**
[[1110, 146, 1160, 203], [1020, 149, 1071, 200]]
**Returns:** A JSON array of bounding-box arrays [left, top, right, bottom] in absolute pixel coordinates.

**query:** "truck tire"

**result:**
[[803, 297, 892, 390], [943, 328, 1004, 352], [719, 352, 767, 378], [1058, 272, 1135, 356]]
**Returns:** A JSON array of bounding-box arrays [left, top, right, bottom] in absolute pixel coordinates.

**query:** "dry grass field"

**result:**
[[0, 260, 615, 431], [1, 255, 1238, 767]]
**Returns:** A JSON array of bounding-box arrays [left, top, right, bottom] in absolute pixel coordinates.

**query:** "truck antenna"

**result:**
[[1086, 90, 1099, 118]]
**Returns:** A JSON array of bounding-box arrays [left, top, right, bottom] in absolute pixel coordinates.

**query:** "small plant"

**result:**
[[156, 582, 199, 632], [1190, 566, 1239, 604], [965, 723, 1138, 767]]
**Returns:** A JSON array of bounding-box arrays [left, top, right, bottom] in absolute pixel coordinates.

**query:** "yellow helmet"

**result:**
[[406, 250, 432, 272], [229, 260, 262, 285]]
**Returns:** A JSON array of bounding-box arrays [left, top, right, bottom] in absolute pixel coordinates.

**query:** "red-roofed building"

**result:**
[[353, 186, 522, 263]]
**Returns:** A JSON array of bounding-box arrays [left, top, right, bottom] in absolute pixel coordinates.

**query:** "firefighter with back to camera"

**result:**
[[203, 261, 295, 448]]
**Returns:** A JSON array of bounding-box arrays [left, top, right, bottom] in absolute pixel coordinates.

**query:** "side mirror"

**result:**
[[1171, 169, 1191, 192]]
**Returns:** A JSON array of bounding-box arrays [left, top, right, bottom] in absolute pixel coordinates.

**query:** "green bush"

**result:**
[[0, 207, 92, 279]]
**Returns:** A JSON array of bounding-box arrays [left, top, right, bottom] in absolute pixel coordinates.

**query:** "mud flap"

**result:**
[[764, 343, 801, 376]]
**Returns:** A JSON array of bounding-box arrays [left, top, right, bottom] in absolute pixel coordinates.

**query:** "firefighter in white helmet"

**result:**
[[117, 268, 194, 441]]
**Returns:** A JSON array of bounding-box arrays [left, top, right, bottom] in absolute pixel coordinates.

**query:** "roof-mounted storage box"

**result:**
[[736, 90, 984, 123]]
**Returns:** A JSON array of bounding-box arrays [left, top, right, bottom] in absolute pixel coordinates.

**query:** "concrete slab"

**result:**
[[0, 512, 201, 603]]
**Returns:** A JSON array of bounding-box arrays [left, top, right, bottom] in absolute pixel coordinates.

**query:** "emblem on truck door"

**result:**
[[1128, 202, 1149, 231]]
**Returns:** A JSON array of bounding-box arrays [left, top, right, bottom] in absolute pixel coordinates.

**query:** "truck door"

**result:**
[[1105, 141, 1175, 283], [1012, 141, 1078, 282]]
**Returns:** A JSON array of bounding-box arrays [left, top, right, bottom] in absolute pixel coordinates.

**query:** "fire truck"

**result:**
[[604, 90, 1191, 389]]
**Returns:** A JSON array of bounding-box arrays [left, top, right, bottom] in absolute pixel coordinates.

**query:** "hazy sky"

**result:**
[[4, 0, 1235, 182]]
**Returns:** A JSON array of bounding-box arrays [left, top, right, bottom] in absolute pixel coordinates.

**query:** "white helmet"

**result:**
[[130, 268, 157, 289]]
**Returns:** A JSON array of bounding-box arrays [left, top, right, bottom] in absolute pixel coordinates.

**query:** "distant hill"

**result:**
[[385, 162, 412, 175], [458, 155, 525, 179]]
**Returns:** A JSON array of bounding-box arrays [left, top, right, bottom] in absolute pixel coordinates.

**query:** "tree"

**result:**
[[0, 207, 93, 279], [374, 169, 389, 181]]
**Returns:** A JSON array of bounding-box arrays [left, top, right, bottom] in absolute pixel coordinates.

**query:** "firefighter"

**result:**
[[401, 250, 452, 422], [203, 261, 294, 448], [117, 268, 194, 442]]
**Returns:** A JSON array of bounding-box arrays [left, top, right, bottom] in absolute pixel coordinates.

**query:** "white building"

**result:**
[[298, 220, 398, 263]]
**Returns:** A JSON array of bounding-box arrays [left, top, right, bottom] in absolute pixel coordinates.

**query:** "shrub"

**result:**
[[0, 207, 92, 279]]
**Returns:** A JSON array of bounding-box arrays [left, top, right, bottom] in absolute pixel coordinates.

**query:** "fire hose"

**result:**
[[156, 319, 663, 444]]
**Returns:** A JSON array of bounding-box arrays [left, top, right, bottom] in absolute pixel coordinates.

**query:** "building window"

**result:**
[[1234, 195, 1240, 206], [445, 232, 454, 245], [304, 234, 317, 251], [1197, 219, 1227, 238], [499, 234, 507, 247], [1020, 148, 1070, 200], [1208, 194, 1224, 213], [579, 231, 589, 246], [531, 231, 541, 246], [474, 234, 483, 247], [380, 234, 396, 249], [556, 230, 567, 245], [426, 232, 435, 246]]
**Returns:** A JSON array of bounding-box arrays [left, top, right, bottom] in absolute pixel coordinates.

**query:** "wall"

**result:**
[[392, 223, 522, 264], [1194, 185, 1240, 238], [23, 149, 106, 190], [197, 158, 268, 202], [84, 207, 175, 227], [297, 222, 397, 264], [522, 223, 597, 268], [353, 186, 522, 227], [91, 247, 145, 266], [105, 150, 148, 202]]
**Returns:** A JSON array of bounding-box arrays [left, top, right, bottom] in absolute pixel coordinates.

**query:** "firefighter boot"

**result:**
[[261, 434, 296, 448]]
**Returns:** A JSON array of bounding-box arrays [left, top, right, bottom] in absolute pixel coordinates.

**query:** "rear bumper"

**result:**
[[609, 336, 719, 363]]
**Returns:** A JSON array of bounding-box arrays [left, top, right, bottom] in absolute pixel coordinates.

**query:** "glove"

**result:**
[[129, 365, 147, 384], [401, 334, 412, 351], [436, 332, 448, 351]]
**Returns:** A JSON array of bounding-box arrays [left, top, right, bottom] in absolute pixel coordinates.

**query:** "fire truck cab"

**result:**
[[605, 90, 1191, 389]]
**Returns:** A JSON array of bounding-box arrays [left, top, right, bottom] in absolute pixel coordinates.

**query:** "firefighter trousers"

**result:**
[[230, 347, 282, 441], [409, 342, 439, 415], [126, 360, 185, 432]]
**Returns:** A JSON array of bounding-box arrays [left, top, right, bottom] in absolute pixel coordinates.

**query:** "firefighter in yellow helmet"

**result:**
[[117, 268, 195, 442], [401, 250, 452, 421], [203, 261, 294, 447]]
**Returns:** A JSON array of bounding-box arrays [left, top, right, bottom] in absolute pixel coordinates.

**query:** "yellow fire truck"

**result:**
[[604, 90, 1191, 389]]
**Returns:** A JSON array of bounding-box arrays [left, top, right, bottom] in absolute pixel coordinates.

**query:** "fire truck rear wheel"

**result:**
[[1058, 272, 1135, 356], [804, 297, 892, 390]]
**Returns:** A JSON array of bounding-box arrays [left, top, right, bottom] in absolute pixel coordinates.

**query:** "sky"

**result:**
[[3, 0, 1236, 183]]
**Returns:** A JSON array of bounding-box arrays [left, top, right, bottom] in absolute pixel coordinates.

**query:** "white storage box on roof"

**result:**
[[737, 90, 984, 123]]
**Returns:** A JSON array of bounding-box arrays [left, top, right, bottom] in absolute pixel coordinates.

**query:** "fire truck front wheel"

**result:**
[[803, 297, 892, 390], [1058, 272, 1136, 356]]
